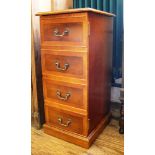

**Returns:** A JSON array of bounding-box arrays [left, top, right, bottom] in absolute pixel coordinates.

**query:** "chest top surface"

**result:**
[[36, 8, 115, 17]]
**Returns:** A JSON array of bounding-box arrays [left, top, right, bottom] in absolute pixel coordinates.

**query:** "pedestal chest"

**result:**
[[36, 8, 114, 148]]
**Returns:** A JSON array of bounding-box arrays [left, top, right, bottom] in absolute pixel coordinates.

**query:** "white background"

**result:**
[[0, 0, 155, 154]]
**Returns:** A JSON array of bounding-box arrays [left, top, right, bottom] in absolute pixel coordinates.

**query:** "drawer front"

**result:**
[[43, 79, 87, 110], [40, 14, 88, 47], [42, 51, 87, 79], [43, 22, 82, 42], [45, 106, 84, 135]]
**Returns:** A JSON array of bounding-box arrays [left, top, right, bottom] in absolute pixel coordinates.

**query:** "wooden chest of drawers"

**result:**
[[37, 8, 114, 148]]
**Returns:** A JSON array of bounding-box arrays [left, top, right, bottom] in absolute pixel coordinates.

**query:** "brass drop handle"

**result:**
[[56, 90, 71, 101], [53, 28, 69, 37], [58, 118, 71, 127], [55, 62, 69, 71]]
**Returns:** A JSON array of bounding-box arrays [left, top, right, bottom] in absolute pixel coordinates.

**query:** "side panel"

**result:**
[[88, 13, 113, 133]]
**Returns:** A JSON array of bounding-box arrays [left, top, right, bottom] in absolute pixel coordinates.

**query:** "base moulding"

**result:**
[[44, 113, 111, 148]]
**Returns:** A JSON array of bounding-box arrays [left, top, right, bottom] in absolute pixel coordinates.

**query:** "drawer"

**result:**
[[41, 50, 87, 79], [45, 106, 85, 135], [43, 79, 87, 110], [40, 14, 88, 47]]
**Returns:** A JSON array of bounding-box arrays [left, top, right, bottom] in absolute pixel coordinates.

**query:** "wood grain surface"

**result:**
[[43, 79, 87, 110], [88, 13, 113, 133], [36, 8, 115, 17], [45, 106, 85, 135], [41, 50, 87, 79], [40, 13, 89, 47], [32, 119, 124, 155], [38, 10, 114, 147]]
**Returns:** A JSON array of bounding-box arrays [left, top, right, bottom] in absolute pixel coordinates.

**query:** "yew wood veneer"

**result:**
[[36, 8, 115, 148]]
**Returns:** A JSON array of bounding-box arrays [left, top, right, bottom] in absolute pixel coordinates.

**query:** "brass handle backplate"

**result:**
[[53, 28, 69, 37], [55, 62, 69, 71], [56, 90, 71, 101], [58, 118, 71, 127]]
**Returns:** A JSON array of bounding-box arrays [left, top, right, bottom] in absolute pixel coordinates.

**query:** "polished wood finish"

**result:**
[[43, 22, 83, 42], [44, 112, 110, 148], [43, 79, 87, 110], [42, 50, 87, 79], [88, 13, 113, 133], [37, 9, 114, 148], [45, 106, 85, 135], [32, 119, 124, 155], [40, 13, 89, 47], [36, 8, 115, 17]]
